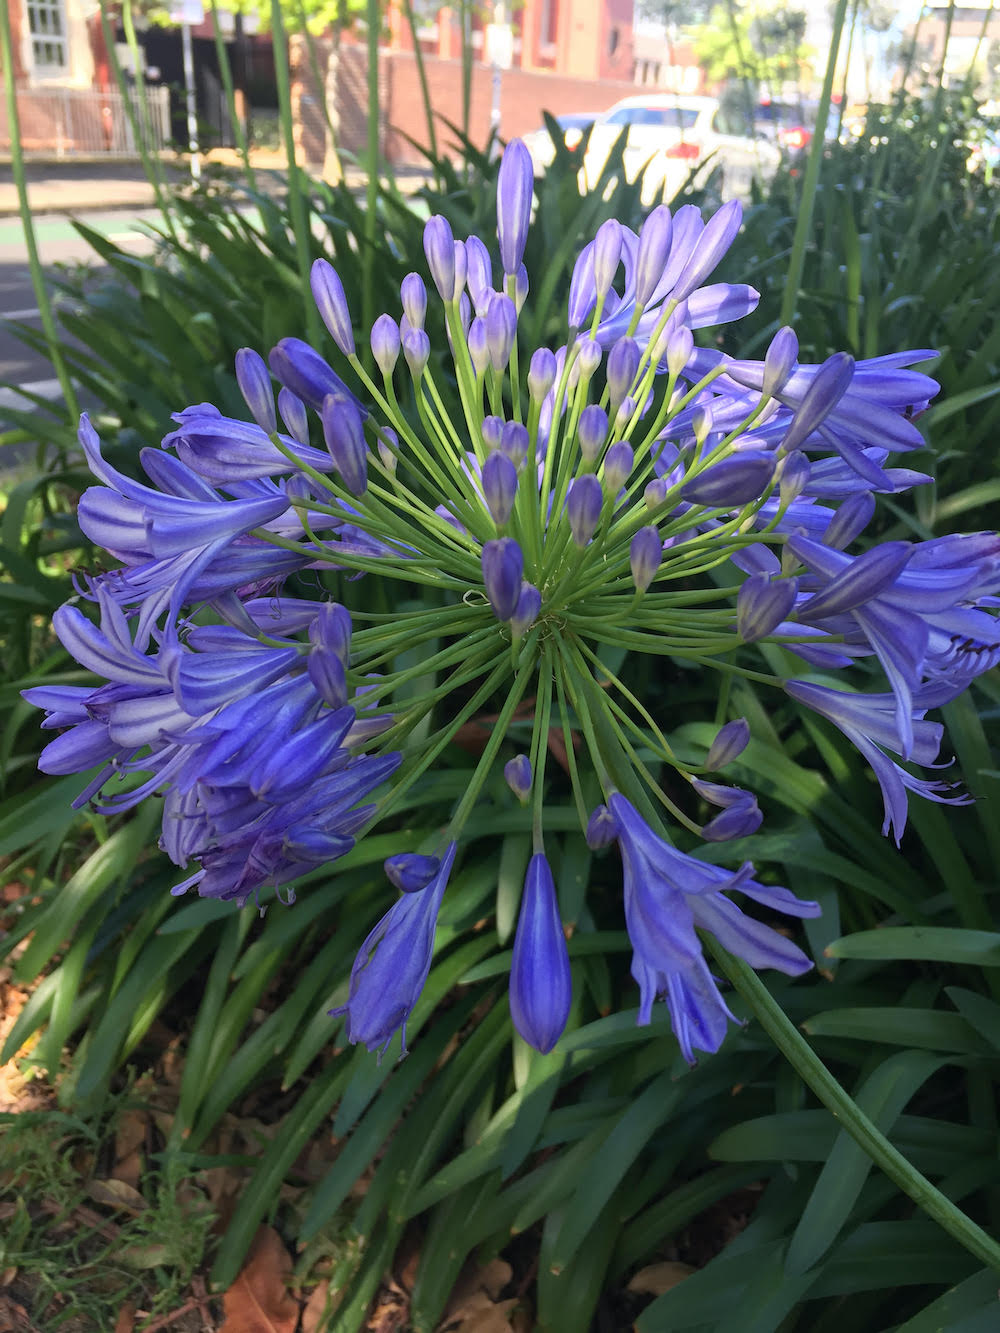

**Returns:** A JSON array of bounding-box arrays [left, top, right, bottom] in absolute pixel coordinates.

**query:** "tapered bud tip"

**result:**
[[482, 537, 524, 621], [482, 450, 519, 526], [705, 718, 750, 770], [400, 272, 428, 329], [778, 450, 811, 504], [603, 441, 634, 494], [607, 337, 640, 411], [822, 490, 876, 550], [423, 215, 456, 301], [311, 258, 355, 357], [578, 404, 608, 463], [402, 327, 431, 375], [500, 421, 530, 466], [682, 452, 775, 507], [511, 581, 542, 637], [630, 526, 662, 593], [592, 218, 623, 300], [762, 325, 798, 398], [666, 325, 694, 378], [452, 240, 468, 299], [485, 293, 518, 372], [308, 600, 353, 660], [586, 804, 620, 849], [370, 314, 401, 378], [566, 473, 604, 546], [321, 393, 368, 495], [736, 573, 798, 643], [235, 348, 277, 435], [509, 853, 572, 1054], [527, 347, 557, 402], [482, 415, 504, 450], [575, 336, 602, 379], [497, 138, 534, 275], [780, 351, 855, 454], [468, 317, 490, 375], [634, 204, 673, 306], [515, 263, 529, 313], [384, 852, 442, 893], [277, 387, 308, 444], [503, 754, 533, 802]]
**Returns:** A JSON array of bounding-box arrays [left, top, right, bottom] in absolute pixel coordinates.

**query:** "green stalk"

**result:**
[[299, 0, 344, 183], [401, 0, 440, 174], [460, 0, 473, 148], [210, 0, 254, 183], [120, 0, 169, 200], [712, 945, 1000, 1275], [779, 0, 850, 328], [362, 0, 380, 362], [271, 0, 320, 345], [0, 5, 79, 425]]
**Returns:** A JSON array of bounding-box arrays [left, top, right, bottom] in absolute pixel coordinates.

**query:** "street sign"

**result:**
[[168, 0, 204, 23]]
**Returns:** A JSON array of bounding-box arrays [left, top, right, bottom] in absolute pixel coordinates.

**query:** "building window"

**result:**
[[26, 0, 69, 75]]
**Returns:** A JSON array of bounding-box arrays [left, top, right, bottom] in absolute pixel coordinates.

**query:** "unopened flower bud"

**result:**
[[607, 337, 640, 413], [762, 326, 798, 399], [603, 441, 634, 494], [385, 852, 441, 893], [236, 348, 277, 435], [504, 754, 532, 802], [511, 581, 542, 637], [666, 325, 694, 378], [423, 215, 456, 301], [682, 453, 775, 507], [322, 393, 368, 495], [482, 451, 518, 526], [309, 600, 352, 661], [634, 205, 672, 306], [630, 526, 662, 592], [501, 421, 529, 466], [370, 314, 401, 378], [644, 477, 668, 509], [566, 474, 603, 546], [614, 395, 635, 432], [377, 427, 398, 473], [497, 138, 533, 276], [705, 718, 750, 770], [576, 336, 602, 380], [482, 537, 524, 621], [514, 264, 529, 313], [780, 352, 854, 454], [486, 294, 518, 372], [400, 272, 427, 329], [737, 573, 798, 642], [311, 259, 355, 357], [510, 852, 571, 1053], [592, 218, 623, 302], [695, 779, 762, 841], [402, 327, 431, 376], [466, 235, 493, 314], [528, 347, 557, 402], [452, 240, 468, 301], [586, 803, 619, 849], [468, 317, 490, 376], [278, 387, 308, 444], [482, 415, 504, 450], [778, 450, 811, 505], [578, 404, 608, 463]]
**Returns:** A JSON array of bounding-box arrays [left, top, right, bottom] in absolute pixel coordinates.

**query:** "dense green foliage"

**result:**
[[2, 105, 1000, 1329]]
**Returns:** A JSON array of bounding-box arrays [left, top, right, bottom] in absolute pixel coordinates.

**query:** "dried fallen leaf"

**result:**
[[0, 1266, 17, 1287], [301, 1279, 341, 1333], [113, 1302, 137, 1333], [625, 1261, 695, 1296], [219, 1224, 298, 1333], [440, 1258, 516, 1333], [86, 1178, 148, 1213]]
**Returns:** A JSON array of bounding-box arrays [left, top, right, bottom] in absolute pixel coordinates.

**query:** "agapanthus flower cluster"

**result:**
[[27, 139, 999, 1065]]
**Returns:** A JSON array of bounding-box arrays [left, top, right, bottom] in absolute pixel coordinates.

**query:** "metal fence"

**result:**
[[0, 85, 172, 157]]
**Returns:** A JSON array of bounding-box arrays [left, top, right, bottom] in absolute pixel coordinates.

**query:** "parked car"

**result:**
[[521, 113, 598, 170], [577, 94, 781, 204], [752, 98, 841, 156]]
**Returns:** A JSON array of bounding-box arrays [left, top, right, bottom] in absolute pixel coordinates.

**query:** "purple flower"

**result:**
[[509, 853, 572, 1053], [785, 681, 971, 844], [311, 259, 355, 357], [482, 537, 524, 621], [705, 719, 750, 770], [333, 842, 457, 1055], [566, 474, 604, 546], [384, 852, 442, 893], [371, 314, 401, 377], [235, 348, 277, 434], [504, 754, 533, 802], [423, 215, 456, 301], [682, 452, 775, 507], [630, 526, 662, 593], [511, 582, 542, 637], [497, 139, 533, 276], [737, 574, 798, 643], [482, 450, 518, 526], [608, 793, 818, 1062], [322, 393, 368, 496]]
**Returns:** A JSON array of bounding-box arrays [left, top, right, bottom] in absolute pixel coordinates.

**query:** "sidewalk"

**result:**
[[0, 149, 432, 217]]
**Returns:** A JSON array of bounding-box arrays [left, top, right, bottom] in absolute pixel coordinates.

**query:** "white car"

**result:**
[[580, 94, 781, 204]]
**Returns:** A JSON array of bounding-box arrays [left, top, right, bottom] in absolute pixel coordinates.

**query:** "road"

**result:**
[[0, 208, 163, 426]]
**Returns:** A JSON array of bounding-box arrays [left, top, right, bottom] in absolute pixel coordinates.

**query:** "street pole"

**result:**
[[181, 18, 201, 179]]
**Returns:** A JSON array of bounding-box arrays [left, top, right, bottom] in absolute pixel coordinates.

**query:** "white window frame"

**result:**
[[25, 0, 70, 79]]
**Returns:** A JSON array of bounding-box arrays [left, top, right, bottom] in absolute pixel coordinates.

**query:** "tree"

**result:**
[[694, 0, 813, 90]]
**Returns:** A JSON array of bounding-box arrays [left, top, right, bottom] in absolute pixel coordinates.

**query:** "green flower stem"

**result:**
[[251, 527, 468, 590], [537, 344, 581, 538], [553, 661, 590, 832], [446, 636, 542, 839], [355, 624, 497, 692], [0, 5, 80, 425], [271, 0, 321, 348], [529, 644, 554, 849], [505, 275, 523, 424], [420, 365, 468, 463], [554, 648, 612, 793], [444, 300, 489, 450], [710, 942, 1000, 1276], [600, 701, 702, 835], [400, 0, 440, 175], [369, 646, 503, 752], [351, 611, 483, 659], [374, 649, 512, 785], [574, 637, 687, 773], [209, 0, 254, 183], [779, 0, 850, 327]]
